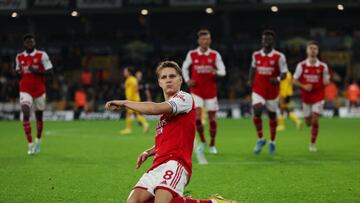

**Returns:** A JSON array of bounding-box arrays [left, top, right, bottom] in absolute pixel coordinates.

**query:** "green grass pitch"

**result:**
[[0, 118, 359, 202]]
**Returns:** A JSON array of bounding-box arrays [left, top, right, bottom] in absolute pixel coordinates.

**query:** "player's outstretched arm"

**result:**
[[105, 100, 172, 115], [136, 146, 155, 169]]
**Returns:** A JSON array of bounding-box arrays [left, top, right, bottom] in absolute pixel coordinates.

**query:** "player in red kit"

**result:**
[[105, 61, 235, 203], [182, 29, 226, 154], [293, 40, 330, 152], [248, 30, 288, 154], [15, 34, 53, 155]]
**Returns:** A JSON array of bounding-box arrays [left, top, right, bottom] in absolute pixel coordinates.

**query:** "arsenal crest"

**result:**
[[33, 58, 38, 63]]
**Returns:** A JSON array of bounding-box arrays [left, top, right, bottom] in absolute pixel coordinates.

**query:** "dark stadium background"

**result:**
[[1, 0, 359, 118]]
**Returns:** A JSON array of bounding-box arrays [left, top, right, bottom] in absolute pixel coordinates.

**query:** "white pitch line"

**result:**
[[194, 138, 208, 165]]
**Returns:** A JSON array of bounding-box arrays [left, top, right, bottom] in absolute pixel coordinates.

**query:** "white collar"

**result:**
[[23, 49, 37, 56], [260, 49, 275, 57], [197, 47, 211, 56], [306, 58, 320, 67]]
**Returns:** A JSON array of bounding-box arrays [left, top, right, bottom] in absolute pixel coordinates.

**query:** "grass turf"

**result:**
[[0, 118, 359, 202]]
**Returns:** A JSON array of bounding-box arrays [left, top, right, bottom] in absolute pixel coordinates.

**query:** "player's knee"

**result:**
[[35, 111, 43, 121], [253, 106, 262, 118], [311, 116, 319, 125], [21, 105, 30, 113], [126, 197, 143, 203], [268, 112, 276, 120], [21, 105, 31, 120], [208, 111, 216, 121]]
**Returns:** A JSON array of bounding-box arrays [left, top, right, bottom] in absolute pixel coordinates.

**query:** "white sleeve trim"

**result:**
[[167, 91, 193, 115], [293, 63, 302, 80], [215, 52, 226, 76], [279, 53, 288, 73], [166, 100, 178, 115], [41, 52, 53, 70], [181, 51, 192, 82]]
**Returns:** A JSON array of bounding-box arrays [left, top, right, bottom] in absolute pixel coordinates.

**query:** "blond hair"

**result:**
[[156, 61, 182, 78]]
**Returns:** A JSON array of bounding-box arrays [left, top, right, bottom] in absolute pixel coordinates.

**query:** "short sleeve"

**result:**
[[41, 52, 53, 70], [293, 63, 302, 80], [166, 91, 193, 115], [279, 53, 288, 73]]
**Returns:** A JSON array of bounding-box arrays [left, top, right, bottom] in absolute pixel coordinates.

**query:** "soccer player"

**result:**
[[248, 30, 288, 154], [105, 61, 235, 203], [293, 40, 330, 152], [277, 71, 302, 131], [182, 29, 226, 154], [120, 66, 149, 135], [15, 33, 53, 155]]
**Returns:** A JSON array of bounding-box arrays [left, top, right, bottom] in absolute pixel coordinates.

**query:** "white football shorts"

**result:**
[[302, 100, 324, 118], [20, 92, 46, 111], [252, 92, 279, 112], [192, 93, 219, 111], [133, 160, 189, 197]]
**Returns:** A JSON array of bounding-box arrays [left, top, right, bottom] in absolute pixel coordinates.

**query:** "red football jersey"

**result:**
[[149, 91, 196, 177], [251, 49, 288, 99], [182, 48, 226, 99], [16, 49, 53, 97], [293, 59, 330, 104]]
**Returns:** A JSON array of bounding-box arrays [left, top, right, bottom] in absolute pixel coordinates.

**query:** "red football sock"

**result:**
[[269, 118, 277, 142], [22, 120, 32, 143], [196, 119, 206, 143], [209, 120, 217, 146], [36, 120, 43, 139], [170, 196, 213, 203], [311, 122, 319, 144], [253, 116, 263, 139]]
